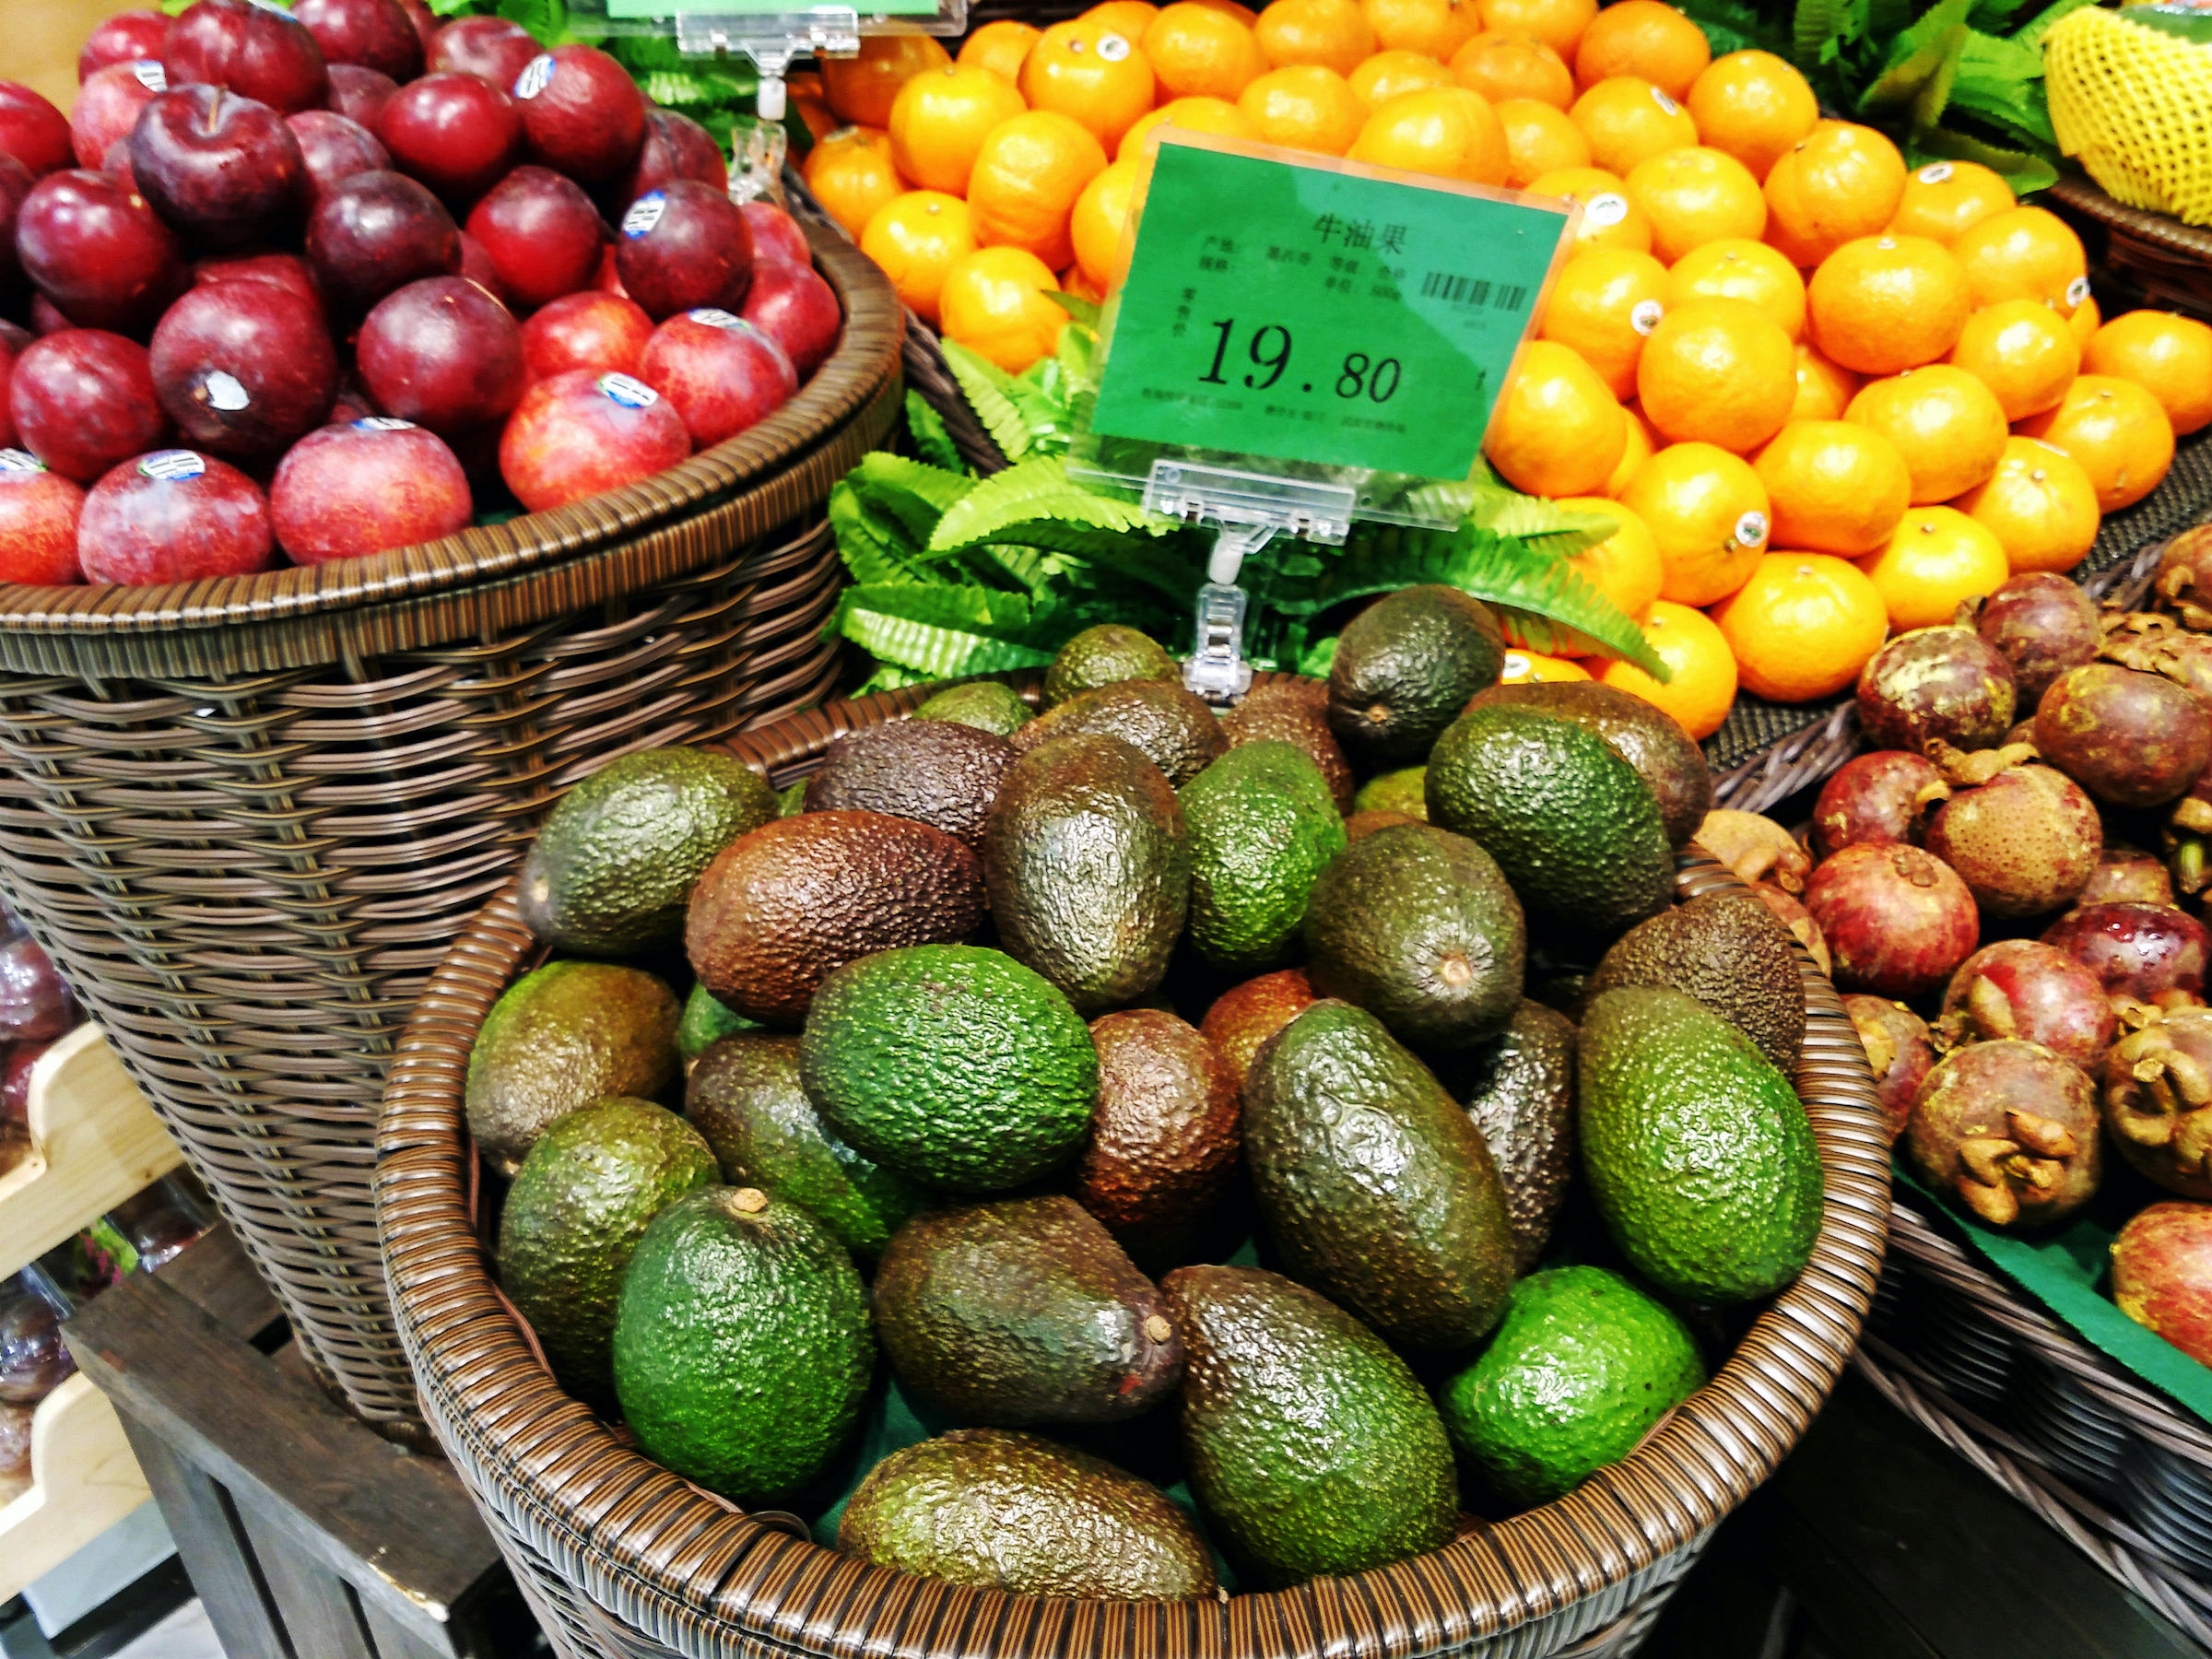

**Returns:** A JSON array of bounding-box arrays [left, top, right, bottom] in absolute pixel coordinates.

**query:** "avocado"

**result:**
[[802, 720, 1016, 847], [873, 1194, 1182, 1424], [982, 735, 1190, 1014], [1303, 823, 1526, 1052], [799, 945, 1098, 1191], [1221, 681, 1355, 812], [465, 961, 681, 1176], [1579, 986, 1822, 1303], [1077, 1009, 1240, 1270], [1327, 586, 1505, 760], [612, 1185, 875, 1503], [1010, 679, 1228, 786], [1426, 704, 1675, 935], [685, 810, 985, 1025], [1466, 680, 1713, 848], [1432, 1000, 1577, 1275], [1435, 1266, 1704, 1508], [838, 1430, 1217, 1599], [1353, 766, 1428, 819], [1163, 1265, 1458, 1585], [1585, 891, 1806, 1079], [1044, 625, 1178, 705], [776, 780, 807, 816], [517, 748, 778, 956], [1346, 808, 1422, 841], [678, 982, 760, 1061], [1198, 968, 1316, 1099], [1180, 741, 1346, 971], [1244, 1000, 1515, 1353], [911, 679, 1034, 735], [495, 1098, 718, 1406], [685, 1035, 922, 1260]]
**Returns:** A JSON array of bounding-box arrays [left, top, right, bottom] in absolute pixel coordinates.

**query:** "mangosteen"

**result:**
[[1857, 627, 2017, 755], [2041, 901, 2210, 1018], [2156, 524, 2212, 630], [1908, 1040, 2100, 1229], [2112, 1202, 2212, 1365], [2103, 1009, 2212, 1200], [2037, 663, 2212, 809], [1804, 842, 1979, 1000], [1936, 940, 2115, 1071], [1811, 751, 1947, 860], [1969, 573, 2100, 708], [2081, 843, 2177, 908], [2102, 610, 2212, 702], [1843, 993, 1932, 1143], [1924, 762, 2101, 919]]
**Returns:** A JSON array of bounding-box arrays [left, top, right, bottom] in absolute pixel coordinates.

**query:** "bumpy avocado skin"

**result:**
[[1326, 585, 1505, 759], [1585, 890, 1806, 1079], [1180, 741, 1346, 972], [1011, 680, 1229, 786], [1432, 1000, 1578, 1275], [911, 679, 1035, 736]]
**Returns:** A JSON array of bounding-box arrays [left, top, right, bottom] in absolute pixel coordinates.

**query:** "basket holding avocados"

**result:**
[[468, 585, 1830, 1600]]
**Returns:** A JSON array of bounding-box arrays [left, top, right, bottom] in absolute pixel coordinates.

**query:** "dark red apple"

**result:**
[[327, 381, 372, 423], [150, 280, 336, 456], [70, 61, 166, 171], [10, 330, 170, 482], [163, 0, 329, 115], [324, 63, 397, 127], [0, 335, 17, 446], [430, 16, 539, 88], [292, 0, 421, 81], [305, 168, 458, 315], [500, 369, 688, 511], [455, 231, 504, 304], [80, 13, 171, 83], [618, 108, 728, 205], [193, 250, 322, 312], [288, 109, 387, 203], [520, 289, 651, 380], [465, 165, 601, 313], [741, 200, 810, 269], [375, 71, 519, 208], [130, 86, 307, 249], [741, 260, 838, 378], [28, 296, 70, 336], [2113, 1203, 2212, 1367], [593, 241, 628, 297], [269, 417, 470, 562], [0, 84, 71, 178], [398, 0, 438, 61], [0, 155, 30, 300], [16, 170, 185, 333], [512, 45, 646, 184], [0, 453, 85, 583], [0, 938, 71, 1041], [639, 309, 794, 449], [100, 135, 138, 194], [76, 448, 274, 583], [614, 180, 753, 321], [356, 275, 524, 435]]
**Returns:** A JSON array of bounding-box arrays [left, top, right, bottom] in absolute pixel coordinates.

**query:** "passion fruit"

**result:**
[[2103, 1008, 2212, 1200], [1804, 842, 1980, 1000], [2036, 663, 2212, 808], [1936, 940, 2115, 1071], [1907, 1040, 2101, 1230], [1924, 763, 2101, 918], [1811, 752, 1947, 860], [1968, 573, 2100, 709]]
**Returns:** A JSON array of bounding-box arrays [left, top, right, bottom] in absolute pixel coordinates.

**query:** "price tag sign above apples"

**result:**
[[1088, 137, 1575, 481]]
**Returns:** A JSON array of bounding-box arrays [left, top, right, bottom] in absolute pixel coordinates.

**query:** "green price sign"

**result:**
[[1088, 139, 1572, 482], [602, 0, 939, 19]]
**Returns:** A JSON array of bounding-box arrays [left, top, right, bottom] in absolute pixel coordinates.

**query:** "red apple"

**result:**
[[375, 71, 519, 209], [324, 64, 397, 127], [0, 84, 72, 179], [593, 241, 628, 298], [100, 135, 138, 194], [292, 0, 421, 82], [398, 0, 438, 62], [150, 280, 336, 456], [618, 108, 727, 205], [431, 17, 540, 88], [2114, 1202, 2212, 1367], [11, 330, 170, 482], [741, 261, 839, 379], [130, 87, 307, 249], [455, 231, 505, 304], [357, 275, 524, 435], [80, 13, 171, 83], [512, 45, 645, 184], [288, 109, 387, 203], [465, 165, 601, 313], [71, 61, 166, 171], [305, 168, 458, 315], [741, 200, 811, 269], [28, 296, 71, 336], [164, 0, 329, 115], [639, 309, 795, 450], [193, 251, 322, 312], [0, 336, 16, 446], [76, 449, 274, 583], [615, 180, 753, 321], [500, 369, 689, 511], [0, 156, 30, 300], [0, 940, 72, 1039], [0, 452, 85, 583], [269, 417, 470, 562], [17, 171, 185, 334], [520, 289, 651, 380]]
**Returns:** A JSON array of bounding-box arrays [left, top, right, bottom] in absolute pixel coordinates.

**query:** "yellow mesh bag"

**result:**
[[2046, 6, 2212, 226]]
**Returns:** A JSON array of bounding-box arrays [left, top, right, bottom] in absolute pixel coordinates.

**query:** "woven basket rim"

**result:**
[[0, 227, 901, 639], [2051, 174, 2212, 262], [377, 678, 1894, 1654]]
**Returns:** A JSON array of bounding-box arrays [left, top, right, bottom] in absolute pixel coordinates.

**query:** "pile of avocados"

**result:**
[[472, 590, 1827, 1602]]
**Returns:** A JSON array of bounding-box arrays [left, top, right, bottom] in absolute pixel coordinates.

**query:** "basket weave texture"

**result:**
[[377, 677, 1893, 1659], [0, 228, 903, 1442]]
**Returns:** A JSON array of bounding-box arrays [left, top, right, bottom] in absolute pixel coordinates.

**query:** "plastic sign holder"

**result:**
[[1066, 133, 1576, 701]]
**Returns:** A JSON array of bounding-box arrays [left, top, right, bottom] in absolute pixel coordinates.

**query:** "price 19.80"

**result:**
[[1198, 319, 1402, 403]]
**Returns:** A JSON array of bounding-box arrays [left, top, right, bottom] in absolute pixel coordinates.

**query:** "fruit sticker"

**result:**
[[1917, 162, 1954, 183], [2067, 275, 2092, 309], [1096, 32, 1132, 61], [137, 451, 206, 483], [598, 372, 661, 408], [203, 371, 251, 413], [1630, 299, 1664, 335], [1583, 194, 1630, 229], [622, 192, 667, 238], [685, 309, 745, 329], [351, 417, 417, 432], [129, 60, 166, 92], [1735, 510, 1770, 548], [1652, 86, 1680, 115], [0, 451, 44, 475], [514, 53, 556, 100]]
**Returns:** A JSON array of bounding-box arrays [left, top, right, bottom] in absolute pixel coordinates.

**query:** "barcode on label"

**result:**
[[1418, 273, 1528, 312]]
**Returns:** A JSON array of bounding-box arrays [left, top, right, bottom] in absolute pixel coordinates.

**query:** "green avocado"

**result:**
[[1326, 585, 1504, 759], [1180, 741, 1346, 971], [1353, 766, 1428, 819], [1432, 999, 1577, 1275], [1585, 890, 1806, 1079], [1044, 625, 1179, 705], [678, 982, 761, 1061], [911, 679, 1035, 735], [1010, 679, 1228, 786], [1465, 679, 1714, 848]]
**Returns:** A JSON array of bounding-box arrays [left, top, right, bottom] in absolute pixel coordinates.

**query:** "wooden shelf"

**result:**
[[0, 1373, 151, 1601]]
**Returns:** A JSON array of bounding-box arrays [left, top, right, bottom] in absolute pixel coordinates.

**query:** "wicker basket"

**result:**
[[377, 676, 1893, 1659], [0, 226, 902, 1444]]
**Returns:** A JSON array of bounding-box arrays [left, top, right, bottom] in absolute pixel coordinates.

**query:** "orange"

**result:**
[[939, 245, 1066, 371], [1618, 440, 1771, 605], [1497, 98, 1590, 184], [1550, 493, 1665, 642], [1362, 0, 1480, 59], [803, 125, 906, 238], [1806, 234, 1971, 375], [2018, 374, 2176, 511], [1954, 435, 2100, 575], [1144, 3, 1267, 99], [1254, 0, 1377, 73], [1349, 49, 1454, 108], [1527, 165, 1653, 253], [1605, 402, 1658, 494], [1844, 364, 2007, 503], [1572, 0, 1709, 98], [1887, 159, 2013, 245], [1086, 0, 1163, 37], [1071, 156, 1146, 291], [1538, 245, 1669, 398], [1856, 505, 2009, 630], [1946, 297, 2078, 422], [1191, 0, 1260, 18], [1477, 0, 1595, 59], [1596, 599, 1737, 737], [1712, 551, 1888, 700], [1485, 339, 1628, 496], [1667, 238, 1804, 339], [1119, 96, 1260, 159], [1790, 339, 1859, 422], [959, 19, 1043, 82], [1500, 648, 1594, 681], [1761, 121, 1906, 269], [1451, 32, 1573, 110], [1238, 64, 1366, 152], [823, 34, 953, 127], [1751, 418, 1910, 555], [1624, 147, 1767, 265], [1686, 51, 1817, 182], [888, 64, 1029, 194], [2085, 309, 2212, 435], [861, 190, 977, 322], [1021, 18, 1159, 150], [1636, 296, 1795, 453], [968, 111, 1111, 270], [2069, 291, 2101, 350], [1949, 206, 2089, 313], [1062, 262, 1109, 302], [787, 72, 839, 142], [1570, 76, 1699, 177], [1347, 86, 1509, 183]]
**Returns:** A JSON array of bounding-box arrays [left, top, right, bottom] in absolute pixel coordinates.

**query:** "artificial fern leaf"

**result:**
[[941, 340, 1034, 462], [2015, 0, 2093, 48], [855, 661, 935, 694], [1859, 0, 1972, 112], [829, 481, 931, 586], [851, 453, 975, 544], [968, 542, 1051, 591], [833, 584, 1060, 677], [904, 392, 965, 475], [1047, 292, 1104, 329], [931, 458, 1178, 552]]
